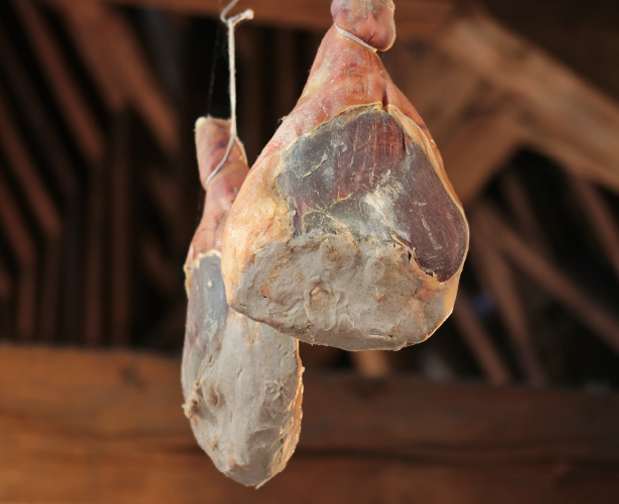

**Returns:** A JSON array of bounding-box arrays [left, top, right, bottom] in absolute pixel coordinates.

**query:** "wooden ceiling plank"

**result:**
[[500, 171, 552, 256], [477, 204, 619, 356], [0, 90, 61, 239], [438, 11, 619, 192], [52, 0, 178, 155], [452, 288, 513, 386], [350, 351, 391, 378], [1, 346, 619, 504], [110, 113, 132, 346], [13, 0, 105, 166], [0, 261, 11, 301], [51, 1, 126, 112], [82, 169, 107, 347], [470, 218, 547, 387], [569, 175, 619, 282], [441, 109, 525, 203], [0, 168, 38, 340], [0, 28, 79, 199], [140, 234, 178, 298]]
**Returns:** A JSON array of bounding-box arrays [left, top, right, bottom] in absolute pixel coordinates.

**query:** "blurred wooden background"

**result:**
[[1, 0, 619, 502]]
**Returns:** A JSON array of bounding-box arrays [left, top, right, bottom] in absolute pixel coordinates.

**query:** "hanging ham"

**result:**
[[182, 118, 304, 487], [221, 0, 469, 351]]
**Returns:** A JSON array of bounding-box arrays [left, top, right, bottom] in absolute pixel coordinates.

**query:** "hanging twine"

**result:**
[[334, 23, 377, 53], [205, 0, 254, 190]]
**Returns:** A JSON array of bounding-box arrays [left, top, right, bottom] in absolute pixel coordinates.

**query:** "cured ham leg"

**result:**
[[182, 118, 303, 487], [222, 0, 469, 351]]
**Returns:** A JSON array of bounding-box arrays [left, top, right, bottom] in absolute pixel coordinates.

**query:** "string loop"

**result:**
[[205, 0, 254, 190], [334, 23, 377, 53]]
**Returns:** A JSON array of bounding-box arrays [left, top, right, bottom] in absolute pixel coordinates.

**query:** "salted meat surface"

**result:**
[[181, 118, 303, 487], [222, 0, 469, 351]]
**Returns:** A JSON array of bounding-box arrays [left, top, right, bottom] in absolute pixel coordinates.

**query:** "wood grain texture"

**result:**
[[1, 346, 619, 503], [476, 205, 619, 356], [452, 288, 512, 385], [438, 10, 619, 193], [13, 0, 104, 166]]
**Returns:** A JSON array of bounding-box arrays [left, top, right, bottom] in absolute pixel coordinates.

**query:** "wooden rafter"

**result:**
[[452, 288, 512, 386], [12, 0, 104, 166], [0, 166, 37, 340], [0, 90, 61, 239], [0, 261, 11, 301], [110, 113, 132, 345], [438, 9, 619, 194], [48, 0, 179, 155], [570, 176, 619, 281], [476, 204, 619, 356], [470, 220, 546, 387], [351, 351, 391, 377]]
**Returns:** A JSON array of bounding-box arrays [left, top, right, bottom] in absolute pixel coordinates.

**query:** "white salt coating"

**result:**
[[182, 252, 303, 487]]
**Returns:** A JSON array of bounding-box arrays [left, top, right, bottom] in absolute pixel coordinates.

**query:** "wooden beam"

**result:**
[[475, 204, 619, 356], [53, 0, 126, 111], [12, 0, 104, 166], [441, 108, 524, 203], [0, 89, 61, 239], [452, 288, 512, 385], [470, 221, 547, 387], [351, 351, 391, 377], [110, 113, 132, 345], [55, 0, 457, 39], [500, 171, 551, 255], [438, 10, 619, 193], [0, 27, 78, 199], [0, 168, 37, 340], [0, 261, 11, 301], [140, 234, 179, 297], [1, 345, 618, 504], [50, 0, 179, 155], [569, 175, 619, 282]]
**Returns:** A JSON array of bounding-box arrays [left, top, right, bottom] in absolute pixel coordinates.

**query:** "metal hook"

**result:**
[[220, 0, 254, 27]]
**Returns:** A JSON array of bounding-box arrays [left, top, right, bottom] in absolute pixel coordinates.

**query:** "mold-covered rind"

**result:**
[[182, 252, 303, 487]]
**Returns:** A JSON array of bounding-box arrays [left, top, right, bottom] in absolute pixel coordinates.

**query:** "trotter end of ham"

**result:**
[[182, 118, 303, 487], [221, 0, 469, 351]]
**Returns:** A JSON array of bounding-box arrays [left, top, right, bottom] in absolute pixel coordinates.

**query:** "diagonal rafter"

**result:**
[[48, 0, 178, 156], [452, 288, 512, 386], [12, 0, 104, 166], [0, 165, 38, 340], [476, 203, 619, 357]]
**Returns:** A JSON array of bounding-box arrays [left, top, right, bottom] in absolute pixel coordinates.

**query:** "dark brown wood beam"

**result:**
[[1, 345, 618, 503], [452, 288, 512, 385], [476, 204, 619, 356], [43, 0, 457, 39], [438, 10, 619, 194], [13, 0, 105, 166]]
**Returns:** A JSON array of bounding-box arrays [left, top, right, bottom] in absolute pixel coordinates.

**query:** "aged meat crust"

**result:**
[[182, 252, 303, 486], [222, 1, 469, 351], [182, 118, 303, 487]]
